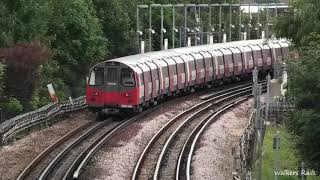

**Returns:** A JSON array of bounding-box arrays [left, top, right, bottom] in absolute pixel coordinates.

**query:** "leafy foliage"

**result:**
[[2, 97, 23, 118], [274, 0, 320, 46], [285, 37, 320, 172], [46, 0, 108, 97], [274, 0, 320, 172], [0, 63, 5, 99], [0, 41, 52, 110]]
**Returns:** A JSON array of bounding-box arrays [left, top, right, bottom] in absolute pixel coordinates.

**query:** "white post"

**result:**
[[140, 41, 145, 54], [187, 37, 191, 47], [47, 84, 58, 103], [223, 33, 227, 43], [243, 32, 247, 40], [209, 35, 213, 44], [261, 30, 265, 39], [164, 39, 168, 50]]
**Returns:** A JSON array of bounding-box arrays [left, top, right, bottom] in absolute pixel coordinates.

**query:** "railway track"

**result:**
[[16, 120, 97, 180], [132, 82, 265, 180], [17, 80, 264, 180]]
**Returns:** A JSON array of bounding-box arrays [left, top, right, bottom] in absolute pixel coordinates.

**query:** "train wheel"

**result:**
[[135, 105, 143, 113]]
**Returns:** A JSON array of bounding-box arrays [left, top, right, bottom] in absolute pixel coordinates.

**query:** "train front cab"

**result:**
[[86, 61, 140, 114]]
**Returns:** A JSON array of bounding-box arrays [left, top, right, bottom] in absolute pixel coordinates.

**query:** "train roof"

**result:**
[[96, 39, 288, 68]]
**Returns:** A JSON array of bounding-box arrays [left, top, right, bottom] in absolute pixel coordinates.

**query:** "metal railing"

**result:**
[[0, 96, 87, 146]]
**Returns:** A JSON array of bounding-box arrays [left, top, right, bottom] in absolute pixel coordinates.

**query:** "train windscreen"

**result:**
[[121, 68, 135, 87], [89, 67, 104, 86]]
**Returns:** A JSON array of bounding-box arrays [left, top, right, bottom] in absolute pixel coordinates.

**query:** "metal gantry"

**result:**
[[137, 2, 289, 53]]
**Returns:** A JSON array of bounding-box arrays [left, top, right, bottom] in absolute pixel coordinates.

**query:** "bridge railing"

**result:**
[[0, 96, 87, 146]]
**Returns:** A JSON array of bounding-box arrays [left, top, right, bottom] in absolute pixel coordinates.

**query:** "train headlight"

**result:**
[[92, 92, 99, 96]]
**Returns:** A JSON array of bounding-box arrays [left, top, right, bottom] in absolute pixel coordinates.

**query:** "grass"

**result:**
[[253, 125, 319, 180]]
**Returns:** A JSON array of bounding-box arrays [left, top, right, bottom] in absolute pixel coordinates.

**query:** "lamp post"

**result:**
[[256, 3, 261, 39], [197, 4, 208, 45], [229, 3, 232, 42], [208, 4, 220, 43], [149, 4, 161, 52], [137, 5, 148, 53], [248, 1, 252, 40], [239, 2, 243, 40], [266, 0, 269, 38], [184, 4, 196, 47], [172, 4, 184, 48], [161, 4, 172, 50], [219, 4, 222, 43]]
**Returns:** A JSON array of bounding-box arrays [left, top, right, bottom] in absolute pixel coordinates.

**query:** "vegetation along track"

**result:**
[[132, 81, 266, 180]]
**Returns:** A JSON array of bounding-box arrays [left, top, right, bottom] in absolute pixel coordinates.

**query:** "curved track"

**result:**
[[37, 118, 119, 180], [16, 120, 96, 180], [17, 81, 265, 180], [132, 82, 265, 180]]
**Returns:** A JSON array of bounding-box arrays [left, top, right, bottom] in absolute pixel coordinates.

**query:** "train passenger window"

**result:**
[[121, 68, 135, 87], [106, 68, 118, 85], [89, 67, 104, 86]]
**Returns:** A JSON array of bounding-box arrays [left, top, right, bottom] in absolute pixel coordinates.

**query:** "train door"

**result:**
[[210, 50, 224, 79], [171, 56, 186, 90], [228, 47, 242, 76], [218, 48, 233, 77], [199, 51, 214, 83], [248, 44, 263, 70], [145, 61, 159, 99], [105, 62, 119, 92], [190, 52, 205, 85]]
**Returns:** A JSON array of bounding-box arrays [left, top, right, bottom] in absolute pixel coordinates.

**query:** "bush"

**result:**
[[3, 97, 23, 119]]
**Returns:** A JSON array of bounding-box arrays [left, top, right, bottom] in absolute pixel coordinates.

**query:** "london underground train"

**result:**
[[86, 39, 289, 116]]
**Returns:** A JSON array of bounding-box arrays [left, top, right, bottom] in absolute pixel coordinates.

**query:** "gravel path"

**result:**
[[0, 110, 92, 180], [191, 99, 253, 180], [82, 99, 202, 180]]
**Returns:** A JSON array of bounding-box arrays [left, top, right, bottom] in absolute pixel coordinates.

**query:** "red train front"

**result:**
[[86, 61, 140, 114]]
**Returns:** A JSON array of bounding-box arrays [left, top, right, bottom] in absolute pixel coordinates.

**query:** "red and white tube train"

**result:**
[[86, 39, 289, 114]]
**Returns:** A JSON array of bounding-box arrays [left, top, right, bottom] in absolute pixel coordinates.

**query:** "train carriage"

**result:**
[[86, 39, 289, 115]]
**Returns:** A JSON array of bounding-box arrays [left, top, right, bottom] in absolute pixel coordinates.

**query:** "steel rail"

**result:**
[[153, 86, 258, 179], [16, 120, 94, 180], [199, 80, 266, 100], [71, 102, 174, 179], [185, 98, 247, 180], [153, 106, 214, 180], [38, 119, 112, 180], [132, 82, 263, 180]]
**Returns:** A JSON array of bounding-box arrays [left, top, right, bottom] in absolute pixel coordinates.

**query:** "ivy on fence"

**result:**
[[0, 96, 87, 146]]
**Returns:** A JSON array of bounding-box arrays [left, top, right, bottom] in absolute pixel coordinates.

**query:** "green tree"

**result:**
[[286, 35, 320, 172], [1, 41, 52, 110], [46, 0, 108, 97], [0, 63, 5, 99], [93, 0, 136, 57], [0, 0, 53, 46], [274, 0, 320, 173], [274, 0, 320, 46]]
